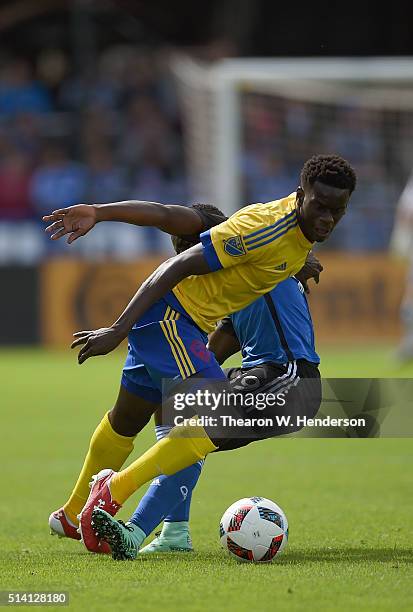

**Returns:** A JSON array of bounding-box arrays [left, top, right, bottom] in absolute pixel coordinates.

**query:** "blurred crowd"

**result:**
[[0, 46, 186, 259], [241, 95, 413, 251], [0, 45, 412, 260]]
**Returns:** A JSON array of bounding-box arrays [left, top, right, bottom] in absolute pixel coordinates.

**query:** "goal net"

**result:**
[[172, 56, 413, 251]]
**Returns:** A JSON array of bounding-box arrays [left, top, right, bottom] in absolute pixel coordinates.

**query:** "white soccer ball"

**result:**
[[220, 497, 288, 562]]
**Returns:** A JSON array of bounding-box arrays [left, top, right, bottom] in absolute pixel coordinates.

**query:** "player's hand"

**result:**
[[295, 251, 323, 294], [71, 326, 124, 364], [43, 204, 97, 244]]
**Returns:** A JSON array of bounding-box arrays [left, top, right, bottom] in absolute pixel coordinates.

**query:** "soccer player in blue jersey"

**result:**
[[43, 154, 356, 554]]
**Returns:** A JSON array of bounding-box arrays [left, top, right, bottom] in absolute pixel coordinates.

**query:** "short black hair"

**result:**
[[171, 203, 227, 254], [301, 154, 357, 194], [191, 202, 226, 217]]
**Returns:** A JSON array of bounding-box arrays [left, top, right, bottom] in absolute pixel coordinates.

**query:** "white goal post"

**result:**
[[172, 56, 413, 250]]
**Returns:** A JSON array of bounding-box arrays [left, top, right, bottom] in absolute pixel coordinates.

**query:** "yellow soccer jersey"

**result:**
[[172, 193, 313, 333]]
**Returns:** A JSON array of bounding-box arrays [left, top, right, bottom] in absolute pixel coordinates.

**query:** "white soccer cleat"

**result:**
[[49, 508, 81, 541]]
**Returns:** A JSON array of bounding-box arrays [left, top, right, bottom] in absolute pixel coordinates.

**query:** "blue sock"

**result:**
[[164, 459, 203, 523], [129, 463, 202, 535], [129, 425, 203, 535]]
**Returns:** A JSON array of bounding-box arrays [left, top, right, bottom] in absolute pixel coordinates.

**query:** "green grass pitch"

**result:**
[[1, 347, 412, 611]]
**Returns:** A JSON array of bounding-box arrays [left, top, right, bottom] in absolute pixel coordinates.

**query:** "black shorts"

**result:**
[[215, 359, 321, 452]]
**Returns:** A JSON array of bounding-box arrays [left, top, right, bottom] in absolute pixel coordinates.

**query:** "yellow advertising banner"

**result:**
[[40, 257, 165, 347], [307, 253, 407, 342], [40, 254, 408, 347]]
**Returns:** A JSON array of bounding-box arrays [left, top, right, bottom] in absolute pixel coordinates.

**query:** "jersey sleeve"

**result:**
[[200, 203, 298, 271]]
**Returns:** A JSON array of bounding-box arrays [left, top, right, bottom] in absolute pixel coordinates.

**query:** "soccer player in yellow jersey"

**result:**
[[43, 154, 356, 553]]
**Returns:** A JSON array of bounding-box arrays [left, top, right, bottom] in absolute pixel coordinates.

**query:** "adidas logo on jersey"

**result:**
[[274, 262, 287, 271]]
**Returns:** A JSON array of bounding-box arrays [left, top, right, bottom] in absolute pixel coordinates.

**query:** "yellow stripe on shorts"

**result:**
[[164, 306, 180, 321], [170, 319, 196, 375], [160, 320, 188, 379], [160, 320, 191, 379], [166, 319, 195, 376]]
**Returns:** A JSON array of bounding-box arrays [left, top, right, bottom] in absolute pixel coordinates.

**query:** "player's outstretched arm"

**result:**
[[43, 201, 204, 244], [71, 243, 212, 364]]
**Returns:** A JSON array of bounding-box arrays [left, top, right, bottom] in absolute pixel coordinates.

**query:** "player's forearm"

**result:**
[[211, 347, 237, 366], [94, 201, 164, 225], [113, 258, 185, 336], [112, 247, 211, 339], [94, 201, 203, 235], [207, 330, 240, 364]]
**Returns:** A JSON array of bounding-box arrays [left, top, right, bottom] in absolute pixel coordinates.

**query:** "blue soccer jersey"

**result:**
[[229, 277, 319, 368]]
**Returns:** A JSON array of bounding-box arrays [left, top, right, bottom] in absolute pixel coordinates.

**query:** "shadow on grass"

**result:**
[[277, 547, 413, 565]]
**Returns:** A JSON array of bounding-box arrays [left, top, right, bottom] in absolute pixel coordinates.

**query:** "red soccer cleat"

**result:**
[[49, 508, 81, 541], [78, 469, 122, 554]]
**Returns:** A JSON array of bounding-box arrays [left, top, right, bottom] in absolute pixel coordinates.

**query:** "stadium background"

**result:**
[[1, 4, 412, 611], [0, 0, 412, 348]]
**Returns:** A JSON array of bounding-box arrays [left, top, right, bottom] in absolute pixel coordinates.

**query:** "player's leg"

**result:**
[[132, 411, 203, 554], [63, 387, 155, 521], [49, 360, 160, 540], [216, 359, 322, 451], [92, 424, 203, 560], [106, 368, 225, 502], [137, 369, 241, 554], [396, 263, 413, 360], [99, 371, 245, 556], [96, 425, 202, 558]]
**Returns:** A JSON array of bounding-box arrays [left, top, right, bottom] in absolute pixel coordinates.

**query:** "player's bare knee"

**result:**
[[109, 387, 157, 436]]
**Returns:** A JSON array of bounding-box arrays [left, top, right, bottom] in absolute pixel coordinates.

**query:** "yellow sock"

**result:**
[[63, 413, 135, 524], [110, 425, 217, 504]]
